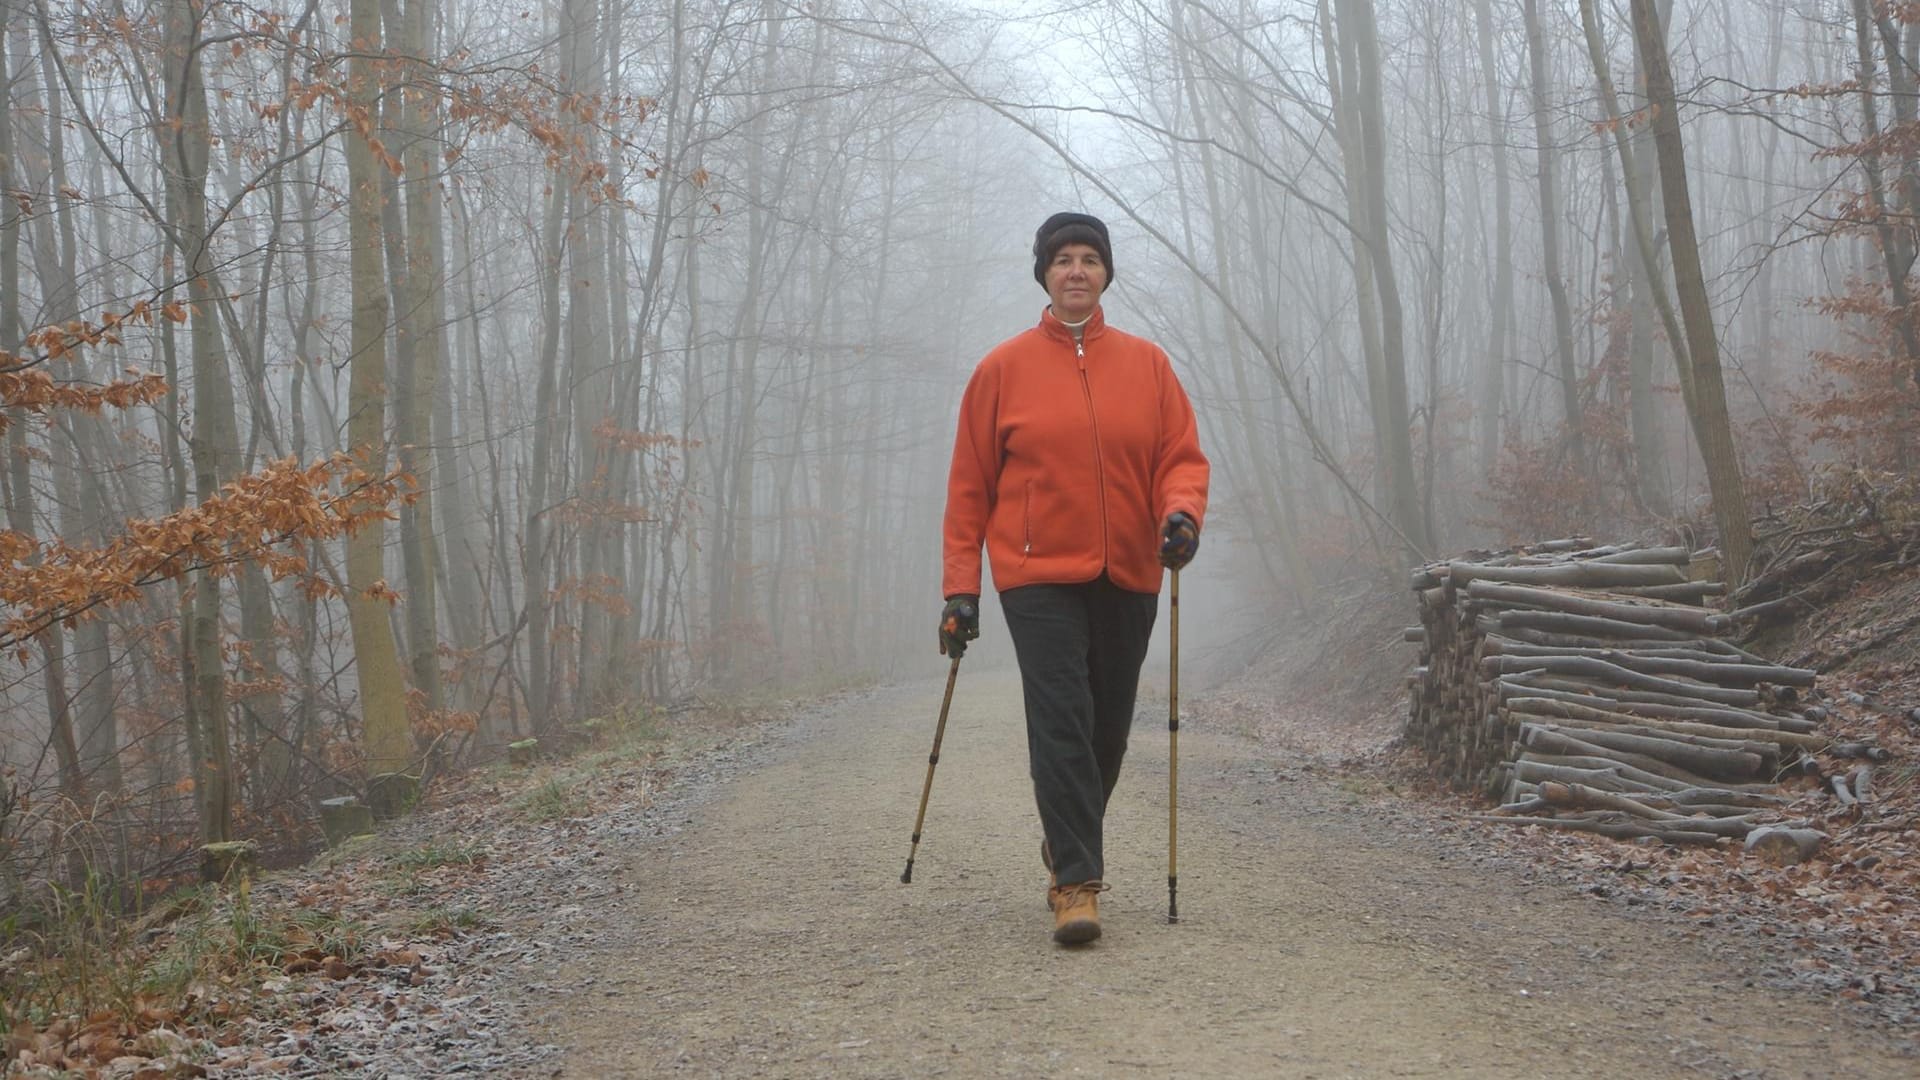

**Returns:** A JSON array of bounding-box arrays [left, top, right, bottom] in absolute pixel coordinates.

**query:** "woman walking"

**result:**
[[938, 212, 1209, 944]]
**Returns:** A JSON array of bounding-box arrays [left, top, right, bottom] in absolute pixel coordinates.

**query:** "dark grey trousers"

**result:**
[[1000, 574, 1158, 886]]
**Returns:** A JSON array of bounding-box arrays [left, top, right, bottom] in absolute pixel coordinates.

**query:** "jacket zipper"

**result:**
[[1022, 480, 1032, 563], [1075, 337, 1110, 570]]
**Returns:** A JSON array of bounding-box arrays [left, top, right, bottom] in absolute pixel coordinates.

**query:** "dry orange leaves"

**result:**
[[0, 454, 415, 653]]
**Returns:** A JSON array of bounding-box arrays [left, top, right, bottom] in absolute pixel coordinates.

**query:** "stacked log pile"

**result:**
[[1406, 540, 1830, 845]]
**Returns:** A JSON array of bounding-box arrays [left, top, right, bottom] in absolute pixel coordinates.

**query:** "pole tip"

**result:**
[[900, 864, 914, 884]]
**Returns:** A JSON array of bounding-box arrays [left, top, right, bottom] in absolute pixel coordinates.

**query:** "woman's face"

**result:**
[[1044, 242, 1108, 323]]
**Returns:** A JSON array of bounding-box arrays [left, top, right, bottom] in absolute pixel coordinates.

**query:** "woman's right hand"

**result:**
[[939, 595, 980, 658]]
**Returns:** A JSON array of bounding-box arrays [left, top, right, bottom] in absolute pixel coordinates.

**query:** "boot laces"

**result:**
[[1053, 881, 1109, 907]]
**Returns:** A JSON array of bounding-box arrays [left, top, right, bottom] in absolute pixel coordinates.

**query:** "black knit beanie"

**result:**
[[1032, 212, 1114, 287]]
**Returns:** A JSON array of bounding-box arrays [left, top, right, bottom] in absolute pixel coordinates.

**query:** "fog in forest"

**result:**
[[2, 0, 1913, 890]]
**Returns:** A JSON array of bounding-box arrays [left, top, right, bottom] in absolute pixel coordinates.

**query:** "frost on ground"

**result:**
[[14, 567, 1918, 1076]]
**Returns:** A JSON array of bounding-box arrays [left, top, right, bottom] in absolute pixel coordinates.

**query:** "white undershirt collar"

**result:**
[[1051, 308, 1093, 340]]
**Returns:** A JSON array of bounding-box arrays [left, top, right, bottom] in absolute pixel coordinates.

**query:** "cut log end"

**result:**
[[1743, 826, 1828, 866]]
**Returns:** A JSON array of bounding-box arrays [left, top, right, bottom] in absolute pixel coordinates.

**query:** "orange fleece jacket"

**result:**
[[943, 306, 1210, 598]]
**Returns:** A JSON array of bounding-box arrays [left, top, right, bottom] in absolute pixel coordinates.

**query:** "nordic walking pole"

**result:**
[[1168, 568, 1181, 924], [901, 656, 962, 884]]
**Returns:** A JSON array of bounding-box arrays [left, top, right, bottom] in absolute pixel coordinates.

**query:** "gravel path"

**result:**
[[507, 672, 1916, 1078]]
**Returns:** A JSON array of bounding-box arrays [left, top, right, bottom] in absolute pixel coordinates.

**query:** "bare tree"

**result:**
[[1629, 0, 1752, 584], [344, 0, 415, 808], [1522, 0, 1586, 480], [1471, 0, 1514, 477]]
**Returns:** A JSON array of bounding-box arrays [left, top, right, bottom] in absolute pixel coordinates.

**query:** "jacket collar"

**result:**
[[1038, 304, 1108, 344]]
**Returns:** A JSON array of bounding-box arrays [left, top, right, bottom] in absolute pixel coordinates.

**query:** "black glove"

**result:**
[[938, 595, 980, 659], [1159, 512, 1199, 570]]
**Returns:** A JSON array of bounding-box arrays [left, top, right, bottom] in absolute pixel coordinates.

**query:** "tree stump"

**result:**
[[366, 772, 420, 820], [508, 738, 539, 767], [201, 840, 259, 884], [318, 796, 375, 845]]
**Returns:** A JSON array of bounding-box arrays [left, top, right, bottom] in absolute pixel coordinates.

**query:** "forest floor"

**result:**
[[13, 578, 1920, 1077], [507, 670, 1919, 1079], [145, 666, 1910, 1077]]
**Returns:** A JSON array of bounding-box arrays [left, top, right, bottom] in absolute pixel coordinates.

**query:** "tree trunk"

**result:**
[[345, 0, 415, 784], [1750, 0, 1786, 393], [1328, 8, 1391, 516], [1853, 0, 1920, 432], [1323, 0, 1425, 556], [441, 170, 490, 730], [1172, 2, 1309, 604], [6, 13, 91, 820], [1335, 0, 1426, 556], [206, 22, 294, 817], [392, 0, 447, 726], [1418, 1, 1449, 545], [1472, 0, 1514, 477], [157, 0, 239, 846], [1523, 0, 1587, 475], [52, 404, 123, 805], [1576, 0, 1676, 514], [1629, 0, 1753, 586], [524, 169, 567, 732]]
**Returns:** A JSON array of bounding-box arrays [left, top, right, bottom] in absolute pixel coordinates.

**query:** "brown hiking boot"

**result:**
[[1048, 881, 1108, 945]]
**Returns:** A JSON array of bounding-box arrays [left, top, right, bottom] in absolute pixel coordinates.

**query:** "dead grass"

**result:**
[[0, 692, 809, 1075]]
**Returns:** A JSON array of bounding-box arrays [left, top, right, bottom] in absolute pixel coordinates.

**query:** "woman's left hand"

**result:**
[[1159, 512, 1198, 570]]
